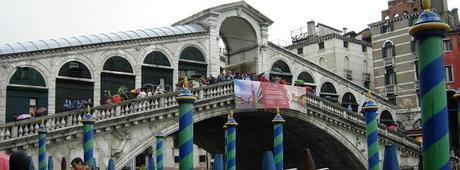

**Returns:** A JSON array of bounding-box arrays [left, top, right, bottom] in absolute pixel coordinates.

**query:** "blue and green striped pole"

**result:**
[[409, 0, 451, 169], [363, 93, 380, 170], [225, 111, 238, 170], [454, 90, 460, 152], [272, 107, 285, 170], [38, 121, 47, 170], [81, 106, 96, 168], [156, 134, 164, 170], [176, 77, 197, 170], [223, 125, 227, 170]]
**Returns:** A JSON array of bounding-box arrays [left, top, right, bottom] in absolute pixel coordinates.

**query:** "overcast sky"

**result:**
[[0, 0, 459, 45]]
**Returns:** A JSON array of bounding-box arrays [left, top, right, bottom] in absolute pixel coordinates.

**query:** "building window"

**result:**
[[199, 155, 206, 162], [318, 42, 325, 49], [297, 47, 303, 54], [380, 23, 394, 33], [411, 40, 416, 53], [174, 156, 179, 163], [445, 66, 453, 82], [343, 41, 349, 48], [415, 61, 419, 80], [362, 45, 367, 52], [443, 39, 452, 52], [382, 42, 395, 58], [385, 69, 396, 85], [319, 57, 326, 67]]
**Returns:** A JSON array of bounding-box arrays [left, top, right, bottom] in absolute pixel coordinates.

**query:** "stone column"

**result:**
[[208, 12, 221, 77], [175, 79, 197, 170], [258, 25, 269, 74], [409, 0, 451, 169]]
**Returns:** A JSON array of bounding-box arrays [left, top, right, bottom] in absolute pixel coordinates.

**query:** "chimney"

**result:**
[[307, 20, 316, 35], [343, 27, 348, 34]]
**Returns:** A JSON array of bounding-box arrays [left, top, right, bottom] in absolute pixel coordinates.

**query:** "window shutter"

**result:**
[[382, 48, 387, 58], [392, 45, 396, 57]]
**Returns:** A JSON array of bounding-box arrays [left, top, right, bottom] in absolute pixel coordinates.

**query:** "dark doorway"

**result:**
[[100, 57, 135, 104], [341, 92, 358, 112], [319, 82, 338, 102]]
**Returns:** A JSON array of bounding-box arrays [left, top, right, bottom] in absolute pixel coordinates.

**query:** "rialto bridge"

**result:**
[[0, 1, 420, 169]]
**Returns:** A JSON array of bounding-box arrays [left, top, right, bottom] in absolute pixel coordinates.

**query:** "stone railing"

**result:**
[[0, 81, 234, 143], [0, 81, 419, 155], [303, 91, 420, 154], [267, 42, 397, 109]]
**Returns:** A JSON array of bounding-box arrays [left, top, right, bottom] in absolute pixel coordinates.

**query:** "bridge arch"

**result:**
[[115, 109, 366, 169]]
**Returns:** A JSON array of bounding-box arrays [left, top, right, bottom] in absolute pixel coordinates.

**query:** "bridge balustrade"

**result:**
[[0, 81, 419, 155]]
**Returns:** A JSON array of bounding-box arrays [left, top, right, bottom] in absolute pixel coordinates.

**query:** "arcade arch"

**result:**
[[219, 16, 258, 74], [6, 67, 48, 122], [100, 56, 135, 104], [55, 61, 94, 113]]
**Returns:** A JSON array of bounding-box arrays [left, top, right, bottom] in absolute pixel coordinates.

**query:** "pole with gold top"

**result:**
[[409, 0, 451, 169], [272, 107, 285, 170], [176, 77, 197, 170], [81, 105, 96, 168], [38, 120, 47, 170], [363, 91, 380, 170], [225, 111, 238, 170]]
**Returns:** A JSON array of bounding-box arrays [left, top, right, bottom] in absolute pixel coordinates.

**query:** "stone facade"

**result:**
[[369, 0, 460, 129]]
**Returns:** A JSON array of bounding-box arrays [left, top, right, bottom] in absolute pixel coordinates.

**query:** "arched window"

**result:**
[[385, 68, 396, 85], [56, 61, 94, 113], [142, 51, 173, 92], [7, 67, 48, 122], [319, 57, 326, 67], [363, 60, 368, 73], [179, 46, 207, 79], [344, 56, 350, 70], [271, 60, 292, 84], [101, 56, 135, 104], [379, 110, 394, 127], [320, 82, 338, 102], [297, 72, 314, 84], [341, 92, 358, 112], [382, 42, 395, 58]]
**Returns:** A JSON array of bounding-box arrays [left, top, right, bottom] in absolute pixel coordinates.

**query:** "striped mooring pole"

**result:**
[[454, 89, 460, 152], [272, 107, 285, 170], [156, 134, 164, 170], [225, 111, 238, 170], [363, 92, 380, 170], [38, 121, 47, 170], [81, 106, 96, 168], [223, 125, 227, 170], [409, 0, 451, 169], [176, 77, 197, 170]]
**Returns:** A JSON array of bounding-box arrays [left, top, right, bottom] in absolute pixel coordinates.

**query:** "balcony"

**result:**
[[344, 69, 352, 80], [363, 73, 371, 82], [384, 58, 394, 67], [385, 84, 396, 95]]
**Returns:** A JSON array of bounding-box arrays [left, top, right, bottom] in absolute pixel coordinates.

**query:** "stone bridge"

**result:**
[[0, 81, 420, 169]]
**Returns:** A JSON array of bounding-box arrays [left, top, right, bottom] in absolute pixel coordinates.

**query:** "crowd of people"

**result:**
[[1, 150, 91, 170]]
